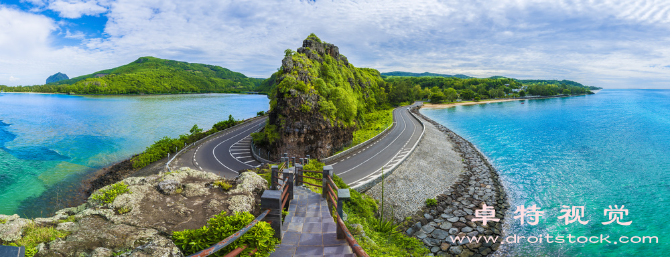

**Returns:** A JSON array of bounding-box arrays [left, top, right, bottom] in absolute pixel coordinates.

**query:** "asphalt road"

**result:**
[[178, 117, 266, 179], [182, 104, 422, 183], [332, 105, 423, 187]]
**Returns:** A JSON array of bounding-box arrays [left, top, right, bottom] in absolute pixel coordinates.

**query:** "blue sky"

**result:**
[[1, 0, 669, 88]]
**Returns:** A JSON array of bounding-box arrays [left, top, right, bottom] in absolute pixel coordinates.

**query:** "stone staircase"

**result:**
[[270, 187, 354, 257]]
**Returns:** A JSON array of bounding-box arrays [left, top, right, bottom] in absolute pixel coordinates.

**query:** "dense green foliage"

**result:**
[[266, 34, 389, 128], [2, 57, 266, 94], [337, 109, 393, 154], [173, 211, 279, 256], [382, 76, 598, 105], [519, 79, 601, 90], [91, 182, 131, 204], [131, 115, 239, 169], [425, 198, 437, 207]]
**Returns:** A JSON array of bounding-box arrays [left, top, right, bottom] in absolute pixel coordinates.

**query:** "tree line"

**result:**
[[382, 76, 597, 105]]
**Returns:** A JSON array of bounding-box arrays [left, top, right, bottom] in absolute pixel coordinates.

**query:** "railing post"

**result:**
[[292, 157, 296, 167], [283, 167, 295, 208], [299, 158, 304, 165], [260, 190, 283, 240], [322, 165, 333, 199], [284, 153, 288, 168], [306, 155, 310, 164], [271, 165, 279, 190], [295, 164, 303, 186], [336, 189, 351, 240]]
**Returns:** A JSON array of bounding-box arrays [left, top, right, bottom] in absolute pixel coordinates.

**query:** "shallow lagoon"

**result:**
[[0, 93, 269, 217], [422, 90, 670, 256]]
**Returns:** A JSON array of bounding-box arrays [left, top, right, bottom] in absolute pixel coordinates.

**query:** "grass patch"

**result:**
[[214, 180, 233, 191], [0, 218, 6, 224], [116, 207, 132, 215], [425, 198, 437, 207], [90, 182, 131, 205], [58, 215, 76, 223], [2, 222, 70, 257], [336, 108, 393, 154], [173, 211, 279, 256]]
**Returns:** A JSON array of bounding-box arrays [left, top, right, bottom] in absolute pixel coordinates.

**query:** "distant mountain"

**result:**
[[46, 72, 69, 84], [381, 71, 472, 79], [39, 56, 266, 94]]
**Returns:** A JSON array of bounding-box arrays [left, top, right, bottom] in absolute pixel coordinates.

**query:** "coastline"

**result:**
[[0, 91, 266, 96], [364, 104, 511, 256], [423, 93, 594, 109]]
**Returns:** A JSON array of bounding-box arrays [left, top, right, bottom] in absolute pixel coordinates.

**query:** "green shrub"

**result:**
[[91, 182, 131, 204], [0, 218, 6, 224], [116, 207, 132, 215], [58, 216, 76, 223], [256, 111, 265, 116], [214, 180, 233, 191], [425, 198, 437, 207], [173, 211, 279, 256], [5, 222, 69, 257]]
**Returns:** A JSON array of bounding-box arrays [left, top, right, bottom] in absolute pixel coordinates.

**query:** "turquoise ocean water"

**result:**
[[422, 90, 669, 256], [0, 93, 268, 217]]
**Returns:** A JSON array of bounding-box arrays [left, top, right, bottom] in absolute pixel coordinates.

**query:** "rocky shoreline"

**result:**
[[0, 168, 267, 256], [397, 107, 511, 257]]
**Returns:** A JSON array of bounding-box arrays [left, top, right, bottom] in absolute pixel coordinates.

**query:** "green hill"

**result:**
[[7, 57, 266, 94]]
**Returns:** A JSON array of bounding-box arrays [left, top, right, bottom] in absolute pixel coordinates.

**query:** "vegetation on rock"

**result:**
[[91, 182, 131, 204], [173, 211, 279, 256]]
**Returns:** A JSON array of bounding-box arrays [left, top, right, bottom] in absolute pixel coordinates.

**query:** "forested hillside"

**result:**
[[2, 57, 266, 94], [381, 75, 599, 105]]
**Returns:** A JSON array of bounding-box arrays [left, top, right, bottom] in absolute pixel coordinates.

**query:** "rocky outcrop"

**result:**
[[46, 72, 69, 84], [0, 168, 267, 256], [261, 34, 385, 159]]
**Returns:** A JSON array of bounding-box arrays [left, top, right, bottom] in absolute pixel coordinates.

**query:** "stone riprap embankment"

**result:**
[[401, 108, 510, 257], [365, 111, 465, 221], [0, 168, 267, 256]]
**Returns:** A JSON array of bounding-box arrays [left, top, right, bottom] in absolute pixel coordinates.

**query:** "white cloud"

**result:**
[[64, 29, 85, 39], [48, 0, 108, 19], [3, 0, 670, 88], [9, 76, 20, 81]]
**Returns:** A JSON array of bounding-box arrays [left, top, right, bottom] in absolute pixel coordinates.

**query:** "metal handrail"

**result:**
[[187, 209, 271, 257], [336, 216, 369, 257]]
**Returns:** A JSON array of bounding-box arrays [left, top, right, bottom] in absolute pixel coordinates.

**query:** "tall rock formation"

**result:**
[[46, 72, 69, 84], [253, 34, 387, 159]]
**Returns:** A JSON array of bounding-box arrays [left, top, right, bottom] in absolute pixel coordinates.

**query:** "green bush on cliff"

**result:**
[[173, 211, 279, 256], [91, 182, 131, 204]]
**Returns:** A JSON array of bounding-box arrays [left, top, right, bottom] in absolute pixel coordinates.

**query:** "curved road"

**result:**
[[175, 117, 267, 179], [179, 104, 422, 183], [332, 105, 423, 187]]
